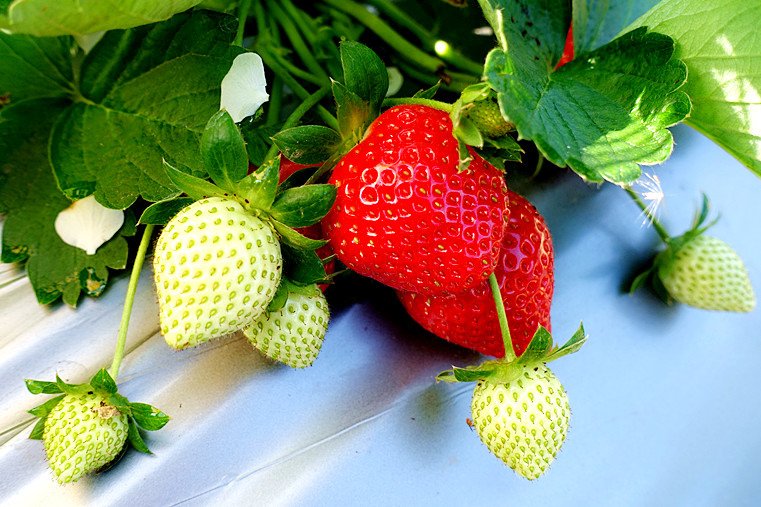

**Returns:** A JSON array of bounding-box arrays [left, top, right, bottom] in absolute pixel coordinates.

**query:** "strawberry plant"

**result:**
[[0, 0, 758, 496]]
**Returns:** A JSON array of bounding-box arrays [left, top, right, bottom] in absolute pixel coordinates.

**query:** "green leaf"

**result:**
[[25, 379, 63, 395], [50, 11, 244, 209], [28, 394, 65, 418], [241, 122, 279, 166], [139, 197, 194, 225], [453, 116, 484, 148], [28, 417, 47, 440], [127, 418, 152, 454], [340, 41, 388, 115], [271, 220, 328, 251], [107, 393, 133, 414], [333, 80, 371, 140], [413, 82, 441, 99], [89, 368, 118, 394], [436, 363, 503, 383], [573, 0, 661, 54], [627, 0, 761, 176], [266, 281, 290, 312], [281, 245, 328, 286], [271, 126, 342, 165], [517, 327, 554, 364], [0, 0, 203, 36], [0, 32, 74, 100], [129, 402, 170, 431], [234, 156, 280, 211], [479, 0, 690, 184], [270, 184, 337, 228], [546, 323, 588, 362], [0, 99, 134, 305], [163, 160, 225, 201], [201, 110, 249, 192], [459, 83, 492, 104]]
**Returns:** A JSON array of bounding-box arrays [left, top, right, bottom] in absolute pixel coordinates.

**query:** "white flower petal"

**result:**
[[74, 31, 105, 54], [386, 67, 403, 97], [54, 196, 124, 256], [220, 52, 270, 123]]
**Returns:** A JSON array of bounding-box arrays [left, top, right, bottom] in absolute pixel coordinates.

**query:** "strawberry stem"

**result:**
[[268, 0, 330, 83], [624, 187, 671, 244], [363, 0, 485, 75], [255, 45, 339, 130], [393, 59, 478, 92], [234, 0, 252, 47], [489, 273, 516, 362], [382, 97, 453, 112], [109, 224, 155, 380], [320, 0, 446, 75]]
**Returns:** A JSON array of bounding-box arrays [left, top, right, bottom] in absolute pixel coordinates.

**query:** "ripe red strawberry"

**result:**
[[278, 155, 317, 183], [556, 25, 574, 68], [323, 105, 509, 295], [398, 189, 553, 357]]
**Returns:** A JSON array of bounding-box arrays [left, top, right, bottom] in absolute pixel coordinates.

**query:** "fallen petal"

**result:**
[[54, 196, 124, 256], [220, 52, 270, 123]]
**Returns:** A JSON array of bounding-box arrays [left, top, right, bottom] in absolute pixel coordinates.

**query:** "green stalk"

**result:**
[[321, 0, 445, 74], [263, 86, 332, 163], [266, 76, 284, 126], [234, 0, 252, 46], [268, 0, 329, 83], [364, 0, 484, 75], [382, 97, 453, 112], [253, 0, 267, 36], [489, 272, 516, 362], [394, 59, 478, 92], [624, 187, 671, 243], [255, 45, 339, 130], [109, 224, 155, 380], [281, 0, 318, 46]]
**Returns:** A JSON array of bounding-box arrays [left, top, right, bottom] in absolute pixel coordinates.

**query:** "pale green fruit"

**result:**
[[659, 235, 755, 312], [43, 393, 128, 484], [471, 364, 570, 480], [244, 284, 329, 368], [153, 197, 282, 349]]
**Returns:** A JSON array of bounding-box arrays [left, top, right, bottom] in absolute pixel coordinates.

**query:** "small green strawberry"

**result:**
[[466, 98, 514, 139], [244, 281, 329, 368], [43, 392, 128, 484], [26, 369, 169, 484], [630, 195, 756, 313], [471, 364, 570, 480], [153, 196, 283, 349], [658, 234, 755, 312], [438, 315, 586, 480]]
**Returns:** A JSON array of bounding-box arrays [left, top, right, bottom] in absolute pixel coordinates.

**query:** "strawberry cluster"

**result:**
[[320, 104, 581, 479]]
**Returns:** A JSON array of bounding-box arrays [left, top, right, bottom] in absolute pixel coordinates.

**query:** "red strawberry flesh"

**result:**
[[398, 189, 554, 357], [323, 105, 508, 295]]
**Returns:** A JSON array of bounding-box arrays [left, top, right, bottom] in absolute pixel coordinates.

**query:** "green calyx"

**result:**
[[449, 83, 522, 171], [138, 110, 336, 253], [437, 323, 587, 384], [25, 368, 169, 454]]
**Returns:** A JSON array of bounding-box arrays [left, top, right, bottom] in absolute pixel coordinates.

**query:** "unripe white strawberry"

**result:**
[[471, 363, 570, 480], [658, 235, 755, 312], [153, 197, 283, 349], [244, 283, 329, 368], [43, 393, 128, 484]]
